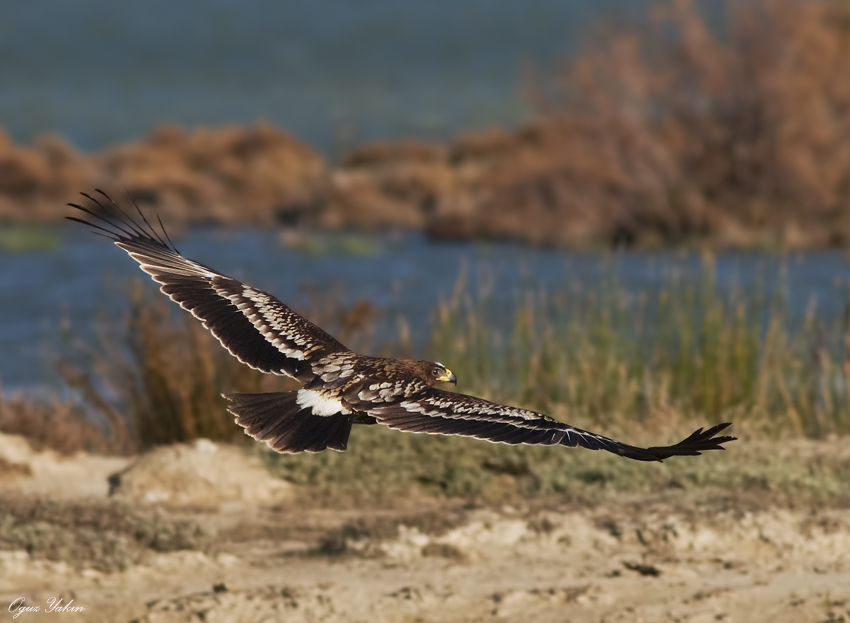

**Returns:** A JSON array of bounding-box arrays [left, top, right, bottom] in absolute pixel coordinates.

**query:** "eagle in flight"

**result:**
[[69, 191, 735, 460]]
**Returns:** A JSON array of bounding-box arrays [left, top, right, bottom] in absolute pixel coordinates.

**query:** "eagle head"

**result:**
[[419, 361, 457, 386]]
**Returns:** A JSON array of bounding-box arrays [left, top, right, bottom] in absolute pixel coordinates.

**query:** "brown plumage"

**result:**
[[68, 190, 735, 460]]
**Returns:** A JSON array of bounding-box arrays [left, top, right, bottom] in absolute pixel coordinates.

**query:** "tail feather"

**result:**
[[224, 391, 352, 453]]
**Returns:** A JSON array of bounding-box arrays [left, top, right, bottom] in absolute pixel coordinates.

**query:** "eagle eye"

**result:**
[[432, 367, 441, 377]]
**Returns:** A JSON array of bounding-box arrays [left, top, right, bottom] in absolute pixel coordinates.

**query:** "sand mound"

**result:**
[[0, 431, 130, 498], [109, 439, 294, 508]]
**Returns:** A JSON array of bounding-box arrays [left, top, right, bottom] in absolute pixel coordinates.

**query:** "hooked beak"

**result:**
[[437, 368, 457, 384]]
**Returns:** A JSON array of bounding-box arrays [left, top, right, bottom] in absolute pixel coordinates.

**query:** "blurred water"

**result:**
[[2, 225, 850, 393], [1, 0, 638, 152], [0, 1, 841, 394]]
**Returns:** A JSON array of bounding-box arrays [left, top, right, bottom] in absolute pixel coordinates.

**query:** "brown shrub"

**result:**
[[63, 283, 383, 452], [3, 0, 849, 246], [0, 130, 95, 220], [91, 285, 283, 449], [322, 139, 453, 230], [0, 121, 329, 225], [489, 0, 850, 247], [98, 121, 329, 225], [325, 0, 850, 248], [0, 391, 112, 456]]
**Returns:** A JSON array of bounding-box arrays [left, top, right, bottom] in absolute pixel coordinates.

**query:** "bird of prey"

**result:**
[[69, 190, 735, 460]]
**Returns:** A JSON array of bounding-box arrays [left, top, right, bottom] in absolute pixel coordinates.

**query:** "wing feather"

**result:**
[[368, 389, 735, 462], [69, 190, 736, 462], [68, 191, 348, 381]]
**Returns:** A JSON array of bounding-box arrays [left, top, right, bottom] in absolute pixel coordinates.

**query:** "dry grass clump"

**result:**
[[0, 390, 111, 455], [76, 284, 281, 451], [100, 121, 328, 225], [0, 130, 97, 221], [61, 282, 380, 453], [0, 122, 327, 225]]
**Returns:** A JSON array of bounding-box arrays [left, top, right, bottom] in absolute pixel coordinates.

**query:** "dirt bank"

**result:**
[[0, 122, 328, 227], [1, 431, 849, 622]]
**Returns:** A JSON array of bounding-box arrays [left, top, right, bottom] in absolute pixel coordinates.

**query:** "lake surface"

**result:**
[[3, 225, 850, 394], [3, 0, 642, 152]]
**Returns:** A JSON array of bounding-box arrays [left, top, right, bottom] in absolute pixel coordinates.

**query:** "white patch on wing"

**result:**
[[297, 389, 350, 417]]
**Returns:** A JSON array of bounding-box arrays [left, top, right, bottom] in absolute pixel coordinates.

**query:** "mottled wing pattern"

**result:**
[[368, 389, 734, 461], [349, 375, 430, 403], [68, 191, 349, 381], [69, 190, 736, 462], [309, 352, 369, 388]]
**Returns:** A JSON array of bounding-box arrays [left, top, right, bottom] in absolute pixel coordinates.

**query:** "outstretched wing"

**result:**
[[68, 190, 348, 381], [367, 389, 735, 461]]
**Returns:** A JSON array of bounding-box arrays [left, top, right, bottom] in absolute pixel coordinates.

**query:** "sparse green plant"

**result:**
[[429, 255, 850, 439], [60, 252, 850, 459], [0, 496, 213, 572]]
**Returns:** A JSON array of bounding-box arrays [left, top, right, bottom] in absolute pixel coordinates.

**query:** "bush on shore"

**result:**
[[2, 0, 849, 249]]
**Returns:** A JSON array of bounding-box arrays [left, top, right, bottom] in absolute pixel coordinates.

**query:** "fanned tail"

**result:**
[[224, 391, 352, 453]]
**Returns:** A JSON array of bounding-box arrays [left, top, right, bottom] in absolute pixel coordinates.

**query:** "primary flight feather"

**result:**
[[68, 190, 735, 460]]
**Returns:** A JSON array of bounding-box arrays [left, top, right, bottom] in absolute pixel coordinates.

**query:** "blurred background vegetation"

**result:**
[[2, 0, 850, 497], [1, 0, 849, 248]]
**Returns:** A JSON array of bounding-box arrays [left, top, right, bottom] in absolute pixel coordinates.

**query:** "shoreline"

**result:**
[[0, 119, 846, 251], [4, 1, 850, 250]]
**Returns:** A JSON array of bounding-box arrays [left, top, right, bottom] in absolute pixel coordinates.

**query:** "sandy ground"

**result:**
[[1, 433, 849, 623]]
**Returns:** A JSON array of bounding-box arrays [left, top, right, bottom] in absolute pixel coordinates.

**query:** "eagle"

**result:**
[[69, 190, 735, 460]]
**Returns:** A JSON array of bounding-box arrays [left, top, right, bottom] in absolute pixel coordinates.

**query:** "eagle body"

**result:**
[[69, 191, 735, 460]]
